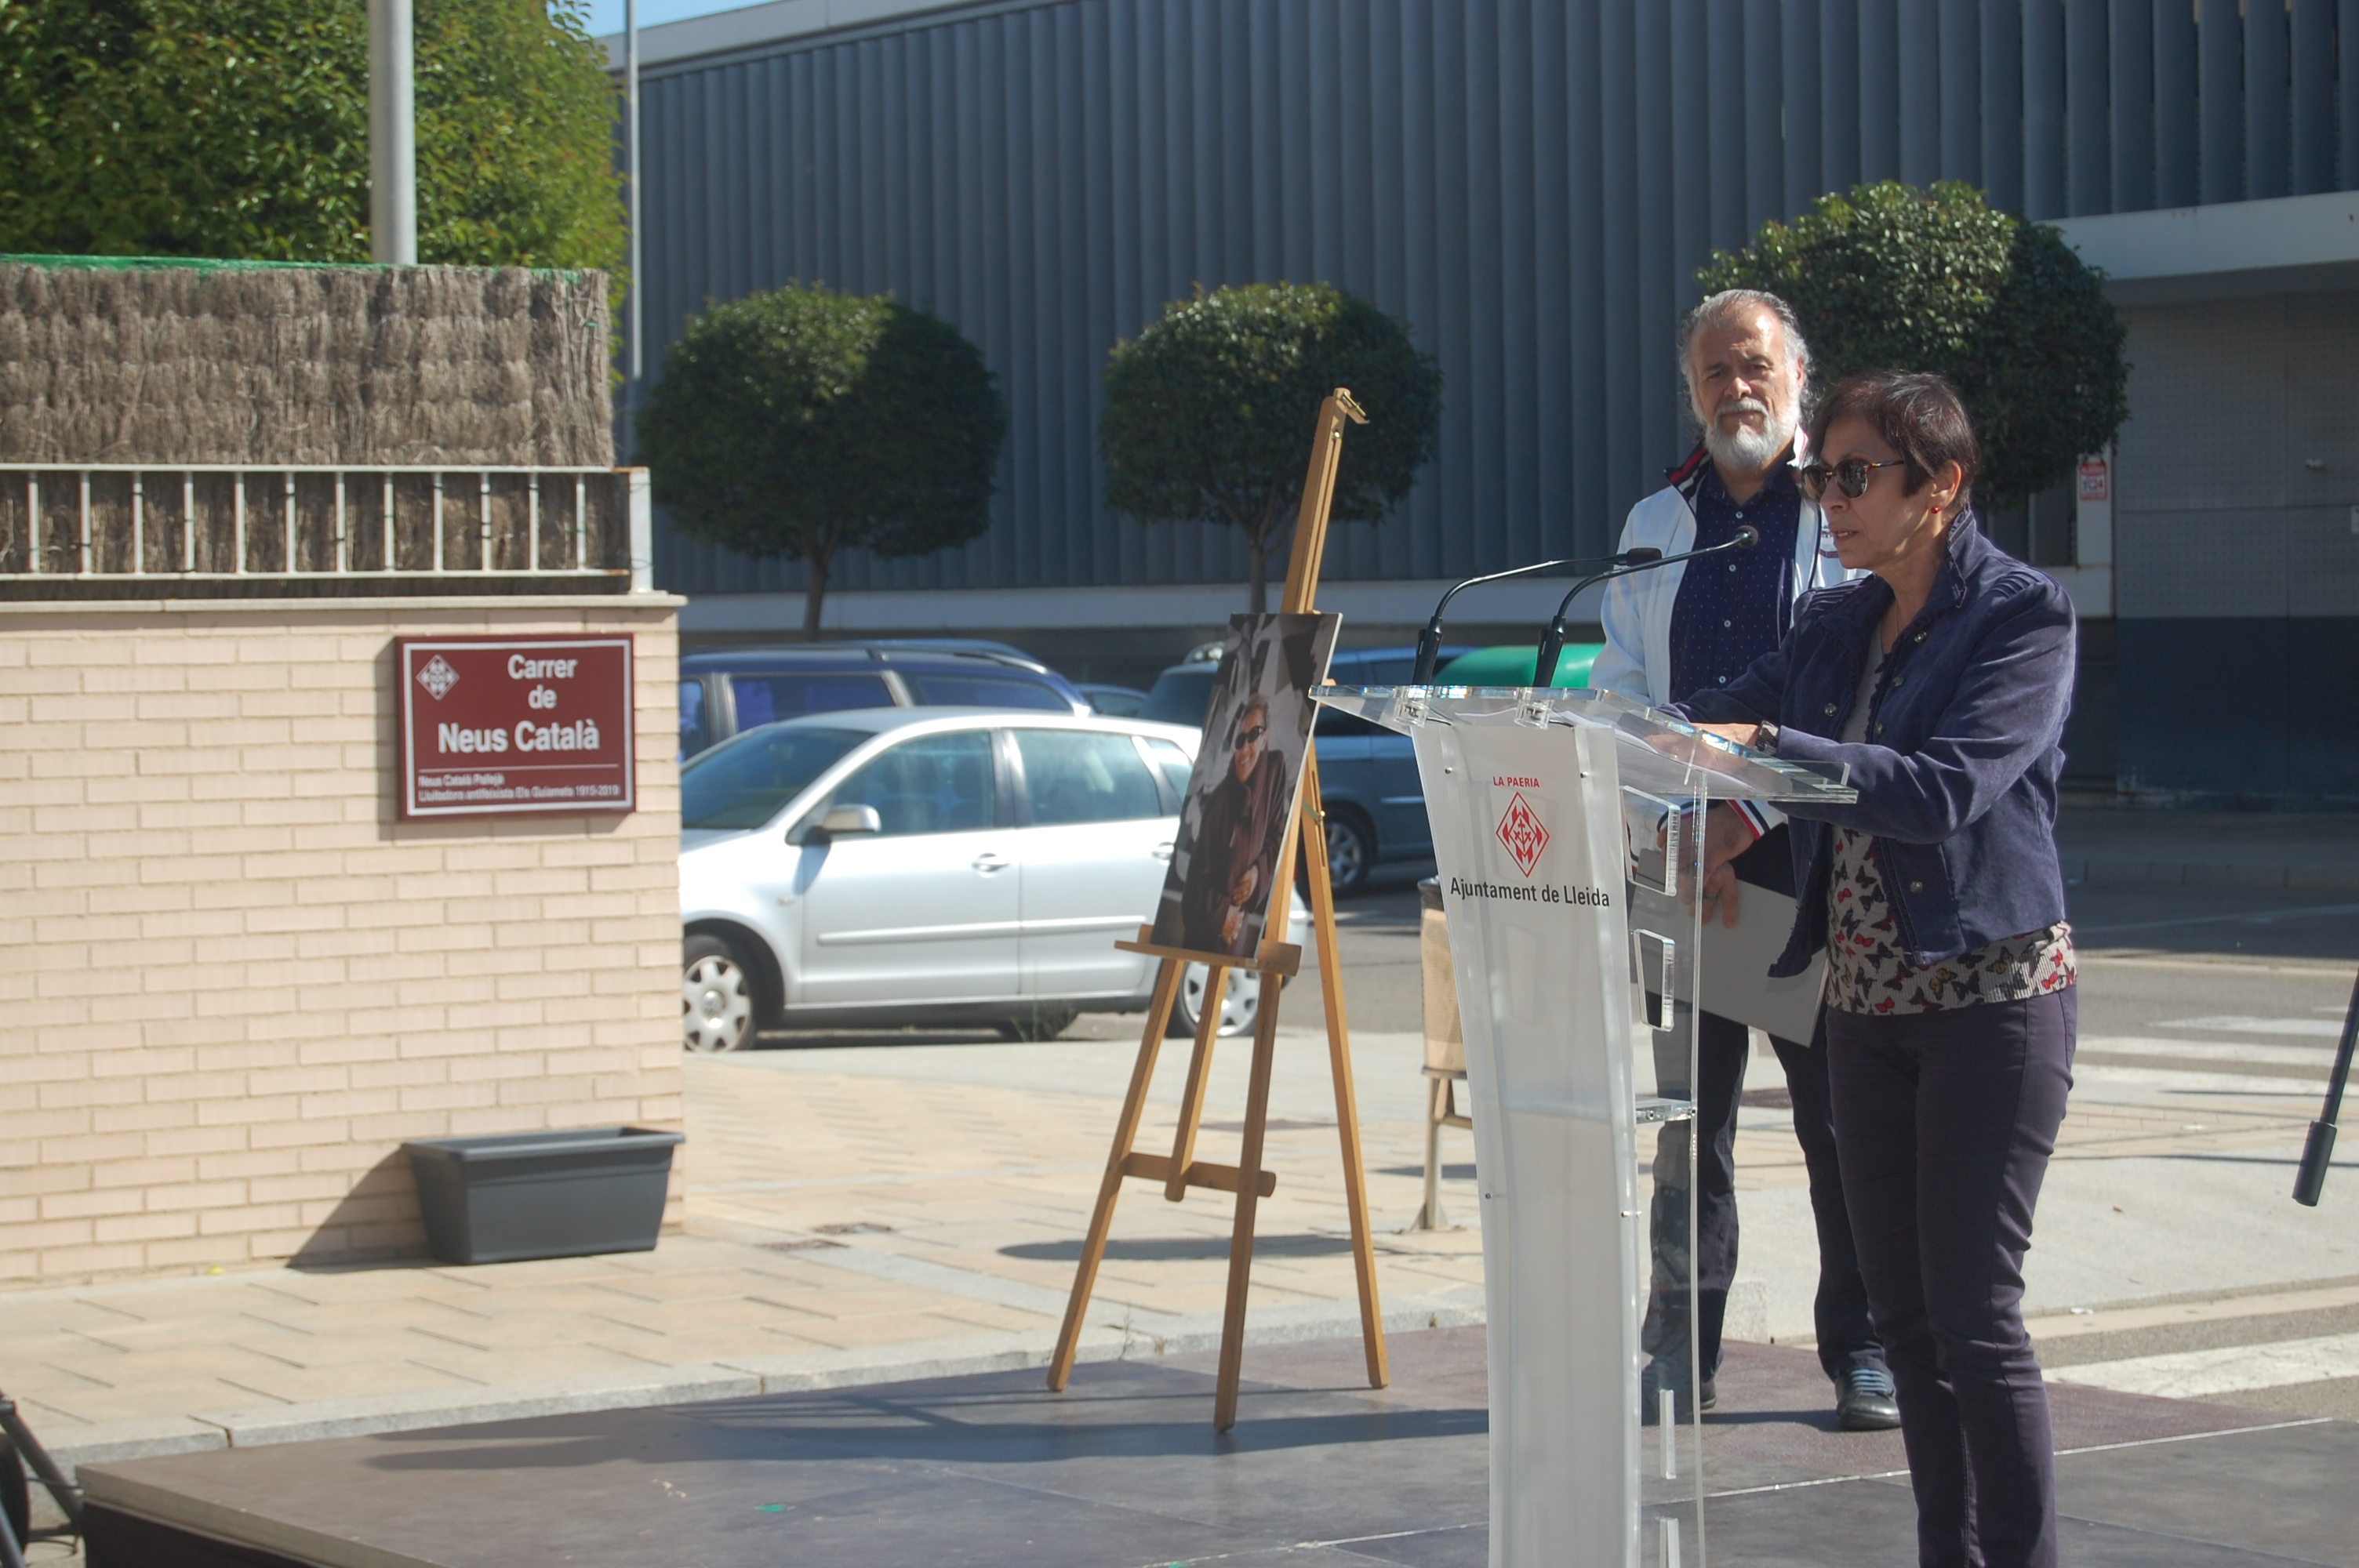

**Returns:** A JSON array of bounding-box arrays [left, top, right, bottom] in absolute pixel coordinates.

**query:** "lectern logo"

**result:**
[[415, 655, 460, 701], [1496, 791, 1549, 877]]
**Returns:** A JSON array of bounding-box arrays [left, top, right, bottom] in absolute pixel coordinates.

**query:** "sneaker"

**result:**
[[1835, 1363, 1901, 1431], [1640, 1358, 1717, 1422]]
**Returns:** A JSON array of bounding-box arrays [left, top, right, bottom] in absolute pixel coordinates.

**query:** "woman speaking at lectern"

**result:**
[[1672, 371, 2077, 1568]]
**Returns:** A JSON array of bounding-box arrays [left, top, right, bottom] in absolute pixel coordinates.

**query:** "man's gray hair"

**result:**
[[1677, 289, 1811, 410]]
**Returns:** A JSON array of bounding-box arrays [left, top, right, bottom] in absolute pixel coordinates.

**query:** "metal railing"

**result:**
[[0, 465, 652, 593]]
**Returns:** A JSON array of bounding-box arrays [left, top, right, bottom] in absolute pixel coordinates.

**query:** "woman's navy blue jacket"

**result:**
[[1671, 513, 2077, 978]]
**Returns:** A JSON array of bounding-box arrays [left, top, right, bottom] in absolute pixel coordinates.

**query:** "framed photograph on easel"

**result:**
[[1152, 612, 1342, 962], [1048, 390, 1387, 1433]]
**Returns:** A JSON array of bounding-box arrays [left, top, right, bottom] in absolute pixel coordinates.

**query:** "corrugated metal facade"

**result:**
[[632, 0, 2359, 599]]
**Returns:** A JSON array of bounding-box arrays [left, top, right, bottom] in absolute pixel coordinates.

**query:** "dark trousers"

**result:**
[[1826, 990, 2077, 1568], [1642, 1008, 1885, 1381]]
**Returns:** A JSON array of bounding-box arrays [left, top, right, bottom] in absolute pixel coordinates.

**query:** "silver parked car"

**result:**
[[679, 708, 1304, 1051]]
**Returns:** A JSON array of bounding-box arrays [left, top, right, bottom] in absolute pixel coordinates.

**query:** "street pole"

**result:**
[[368, 0, 417, 265], [627, 0, 642, 385]]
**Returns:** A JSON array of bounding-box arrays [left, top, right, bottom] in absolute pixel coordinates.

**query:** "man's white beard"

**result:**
[[1699, 394, 1797, 473]]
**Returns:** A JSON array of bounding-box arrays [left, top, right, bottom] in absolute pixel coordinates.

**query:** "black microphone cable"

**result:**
[[1532, 524, 1759, 688]]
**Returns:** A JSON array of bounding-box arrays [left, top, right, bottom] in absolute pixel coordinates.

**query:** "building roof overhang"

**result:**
[[598, 0, 980, 72], [2053, 190, 2359, 306]]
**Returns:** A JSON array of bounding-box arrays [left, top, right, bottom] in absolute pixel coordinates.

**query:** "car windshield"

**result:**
[[682, 726, 869, 830], [1140, 668, 1217, 727]]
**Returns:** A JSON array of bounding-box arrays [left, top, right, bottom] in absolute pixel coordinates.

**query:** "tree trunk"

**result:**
[[801, 539, 834, 641], [1246, 492, 1295, 614]]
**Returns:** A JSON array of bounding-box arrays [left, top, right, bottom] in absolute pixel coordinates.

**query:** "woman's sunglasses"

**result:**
[[1798, 456, 1904, 500]]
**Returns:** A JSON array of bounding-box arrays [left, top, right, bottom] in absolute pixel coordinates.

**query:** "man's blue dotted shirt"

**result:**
[[1666, 456, 1802, 704]]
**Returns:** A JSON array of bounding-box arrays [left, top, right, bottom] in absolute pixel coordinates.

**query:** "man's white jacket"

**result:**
[[1590, 445, 1857, 833]]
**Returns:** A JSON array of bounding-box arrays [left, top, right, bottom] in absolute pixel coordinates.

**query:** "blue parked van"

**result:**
[[679, 644, 1089, 760]]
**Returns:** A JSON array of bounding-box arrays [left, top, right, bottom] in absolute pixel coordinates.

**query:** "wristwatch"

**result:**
[[1754, 722, 1782, 755]]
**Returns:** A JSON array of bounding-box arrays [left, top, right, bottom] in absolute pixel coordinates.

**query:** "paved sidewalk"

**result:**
[[13, 1011, 2346, 1486], [5, 1025, 1488, 1479]]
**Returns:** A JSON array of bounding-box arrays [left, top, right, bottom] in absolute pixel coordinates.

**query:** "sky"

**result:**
[[576, 0, 754, 39]]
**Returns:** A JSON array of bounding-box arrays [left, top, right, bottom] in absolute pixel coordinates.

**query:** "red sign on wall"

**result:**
[[394, 636, 635, 818], [2077, 456, 2110, 503]]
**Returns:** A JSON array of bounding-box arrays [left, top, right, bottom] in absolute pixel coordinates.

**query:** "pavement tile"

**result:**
[[746, 1284, 975, 1320], [766, 1313, 1005, 1352], [589, 1327, 845, 1365], [16, 1378, 265, 1427], [412, 1282, 693, 1320], [197, 1358, 492, 1405], [583, 1294, 838, 1336], [6, 1330, 131, 1368], [570, 1266, 804, 1304], [61, 1312, 313, 1354], [403, 1341, 700, 1386], [56, 1285, 283, 1322], [911, 1299, 1062, 1333], [227, 1297, 493, 1336], [414, 1255, 649, 1290], [243, 1269, 494, 1308], [400, 1311, 672, 1352]]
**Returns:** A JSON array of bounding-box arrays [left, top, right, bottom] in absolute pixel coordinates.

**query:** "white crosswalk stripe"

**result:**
[[2079, 1034, 2335, 1067], [2049, 1333, 2359, 1399], [2155, 1015, 2345, 1039]]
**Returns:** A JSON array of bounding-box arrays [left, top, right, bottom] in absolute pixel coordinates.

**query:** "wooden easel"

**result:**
[[1047, 389, 1388, 1431]]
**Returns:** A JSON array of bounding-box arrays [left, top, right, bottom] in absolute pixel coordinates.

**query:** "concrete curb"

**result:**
[[49, 1290, 1488, 1479]]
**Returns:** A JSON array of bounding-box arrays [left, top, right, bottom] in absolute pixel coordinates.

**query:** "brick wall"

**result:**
[[0, 596, 684, 1284]]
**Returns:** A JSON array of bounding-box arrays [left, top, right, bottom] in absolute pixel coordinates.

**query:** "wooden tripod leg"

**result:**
[[1300, 753, 1390, 1388], [1164, 964, 1226, 1202], [1212, 967, 1285, 1432], [1048, 956, 1183, 1392]]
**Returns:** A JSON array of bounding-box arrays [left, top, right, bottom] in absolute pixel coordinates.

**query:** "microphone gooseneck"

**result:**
[[1532, 525, 1760, 688], [1410, 553, 1619, 684]]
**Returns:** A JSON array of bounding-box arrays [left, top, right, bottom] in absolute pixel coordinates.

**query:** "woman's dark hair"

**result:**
[[1808, 371, 1981, 510]]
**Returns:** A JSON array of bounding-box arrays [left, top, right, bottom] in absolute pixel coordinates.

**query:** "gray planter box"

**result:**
[[402, 1127, 685, 1265]]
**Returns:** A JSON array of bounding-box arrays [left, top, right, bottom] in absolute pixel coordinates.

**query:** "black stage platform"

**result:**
[[77, 1328, 2356, 1567]]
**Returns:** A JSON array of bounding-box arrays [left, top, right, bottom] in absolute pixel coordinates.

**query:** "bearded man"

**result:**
[[1591, 289, 1898, 1433], [1182, 694, 1292, 958]]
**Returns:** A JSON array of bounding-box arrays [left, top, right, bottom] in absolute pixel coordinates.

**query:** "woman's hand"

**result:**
[[1694, 722, 1761, 749]]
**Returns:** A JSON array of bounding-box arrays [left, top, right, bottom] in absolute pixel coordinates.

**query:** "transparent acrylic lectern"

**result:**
[[1310, 684, 1856, 1568]]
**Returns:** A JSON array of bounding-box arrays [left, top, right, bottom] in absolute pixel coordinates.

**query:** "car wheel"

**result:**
[[1299, 808, 1374, 898], [1170, 962, 1258, 1038], [682, 934, 758, 1052], [997, 1002, 1078, 1042]]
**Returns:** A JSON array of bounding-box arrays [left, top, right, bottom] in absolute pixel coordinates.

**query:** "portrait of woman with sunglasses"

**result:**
[[1670, 369, 2079, 1568]]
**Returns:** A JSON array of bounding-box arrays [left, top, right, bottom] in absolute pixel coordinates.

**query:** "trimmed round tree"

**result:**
[[1696, 180, 2128, 506], [1101, 283, 1442, 611], [638, 285, 1005, 639]]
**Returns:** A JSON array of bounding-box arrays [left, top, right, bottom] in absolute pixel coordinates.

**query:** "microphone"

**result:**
[[1532, 525, 1759, 687], [1410, 551, 1634, 684]]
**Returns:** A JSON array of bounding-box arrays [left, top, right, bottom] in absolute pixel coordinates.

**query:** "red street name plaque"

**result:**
[[395, 635, 636, 818]]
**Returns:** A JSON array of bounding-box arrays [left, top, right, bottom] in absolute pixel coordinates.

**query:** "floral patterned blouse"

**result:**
[[1821, 640, 2076, 1015]]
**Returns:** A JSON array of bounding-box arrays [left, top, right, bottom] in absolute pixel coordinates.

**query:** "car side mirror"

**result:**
[[813, 804, 882, 839]]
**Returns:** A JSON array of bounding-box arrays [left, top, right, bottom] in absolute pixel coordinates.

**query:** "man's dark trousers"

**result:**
[[1642, 830, 1885, 1383]]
